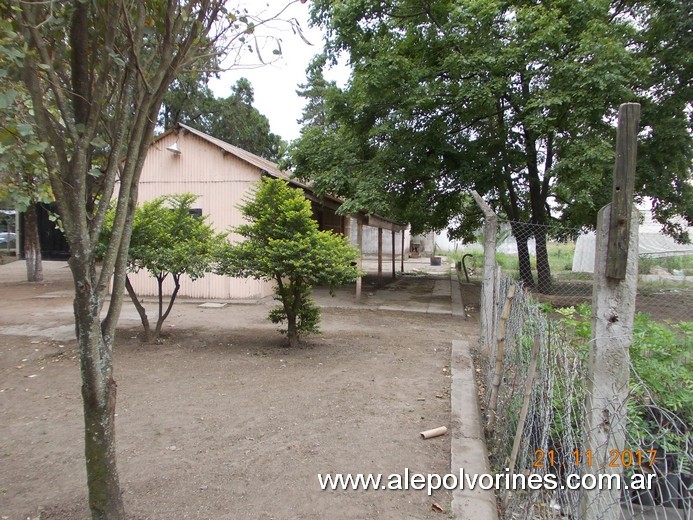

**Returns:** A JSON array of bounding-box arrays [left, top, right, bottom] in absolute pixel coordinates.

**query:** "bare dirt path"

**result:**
[[0, 261, 478, 520]]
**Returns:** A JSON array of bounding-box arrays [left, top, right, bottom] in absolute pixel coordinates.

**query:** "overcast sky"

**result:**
[[209, 1, 350, 143]]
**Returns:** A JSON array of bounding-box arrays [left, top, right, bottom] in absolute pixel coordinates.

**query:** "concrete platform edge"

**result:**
[[450, 270, 466, 319], [451, 339, 498, 520]]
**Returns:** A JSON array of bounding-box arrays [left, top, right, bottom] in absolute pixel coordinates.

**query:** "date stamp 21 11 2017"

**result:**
[[533, 449, 658, 469]]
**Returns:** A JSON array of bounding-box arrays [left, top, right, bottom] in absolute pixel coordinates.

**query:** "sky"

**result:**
[[209, 1, 350, 143]]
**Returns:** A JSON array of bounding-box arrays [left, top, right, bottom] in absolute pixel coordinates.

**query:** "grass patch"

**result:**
[[445, 241, 577, 274], [639, 255, 693, 275]]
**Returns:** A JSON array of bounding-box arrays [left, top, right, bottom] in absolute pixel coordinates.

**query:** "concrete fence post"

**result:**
[[471, 190, 498, 358], [580, 103, 640, 520]]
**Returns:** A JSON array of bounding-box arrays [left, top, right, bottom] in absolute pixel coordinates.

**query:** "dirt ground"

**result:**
[[0, 261, 477, 520]]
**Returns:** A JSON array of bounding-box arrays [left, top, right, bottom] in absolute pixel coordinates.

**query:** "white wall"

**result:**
[[347, 218, 410, 257]]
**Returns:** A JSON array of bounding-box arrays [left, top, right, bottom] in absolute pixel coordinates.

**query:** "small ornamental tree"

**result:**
[[218, 178, 359, 347], [101, 194, 227, 342]]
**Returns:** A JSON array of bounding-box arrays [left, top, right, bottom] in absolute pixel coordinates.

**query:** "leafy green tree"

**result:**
[[290, 0, 692, 293], [159, 72, 218, 131], [10, 1, 295, 517], [218, 178, 359, 347], [100, 194, 227, 342], [296, 54, 338, 129], [161, 76, 286, 160], [0, 17, 53, 281]]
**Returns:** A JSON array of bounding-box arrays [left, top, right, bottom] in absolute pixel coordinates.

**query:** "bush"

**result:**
[[554, 304, 692, 453], [217, 178, 360, 347]]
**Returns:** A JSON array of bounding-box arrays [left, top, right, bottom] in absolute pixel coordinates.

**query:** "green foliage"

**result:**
[[630, 316, 692, 419], [296, 54, 337, 130], [552, 303, 593, 345], [218, 178, 360, 345], [269, 283, 322, 338], [99, 194, 227, 341], [160, 76, 285, 161], [290, 0, 692, 288], [0, 18, 53, 211], [639, 254, 693, 275], [101, 194, 226, 280], [553, 304, 692, 451], [128, 194, 226, 281]]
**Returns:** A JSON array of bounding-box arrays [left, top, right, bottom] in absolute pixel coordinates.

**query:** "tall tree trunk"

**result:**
[[520, 78, 553, 294], [23, 203, 43, 282], [71, 262, 125, 519], [500, 168, 537, 289], [534, 227, 553, 294], [17, 1, 236, 517], [536, 134, 555, 295], [511, 221, 535, 288]]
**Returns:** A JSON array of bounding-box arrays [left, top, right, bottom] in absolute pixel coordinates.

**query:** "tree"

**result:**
[[290, 0, 692, 293], [161, 76, 286, 160], [159, 72, 218, 131], [217, 178, 359, 347], [0, 17, 52, 281], [99, 194, 227, 343], [295, 54, 338, 129], [10, 2, 295, 518]]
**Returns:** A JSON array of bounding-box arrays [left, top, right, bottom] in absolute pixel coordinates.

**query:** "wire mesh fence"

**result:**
[[468, 217, 692, 519], [453, 217, 693, 324]]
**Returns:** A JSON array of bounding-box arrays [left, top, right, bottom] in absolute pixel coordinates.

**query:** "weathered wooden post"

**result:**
[[471, 190, 499, 357], [391, 230, 396, 279], [356, 220, 363, 299], [377, 226, 383, 287], [580, 103, 640, 520], [401, 230, 405, 273]]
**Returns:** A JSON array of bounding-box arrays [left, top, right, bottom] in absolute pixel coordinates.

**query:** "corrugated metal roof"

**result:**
[[178, 123, 287, 179]]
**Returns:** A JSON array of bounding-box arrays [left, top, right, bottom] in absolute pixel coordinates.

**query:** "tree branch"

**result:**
[[19, 3, 78, 141], [155, 273, 181, 339]]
